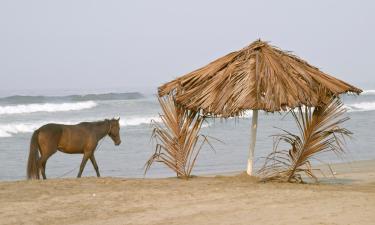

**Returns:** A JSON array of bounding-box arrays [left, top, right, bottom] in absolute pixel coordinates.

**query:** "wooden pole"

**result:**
[[247, 110, 258, 175], [247, 49, 260, 176]]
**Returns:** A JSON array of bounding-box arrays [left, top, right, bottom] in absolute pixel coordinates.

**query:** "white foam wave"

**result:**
[[345, 101, 375, 112], [0, 129, 12, 138], [0, 121, 76, 138], [0, 116, 162, 138], [120, 116, 161, 126], [0, 101, 97, 115], [0, 123, 42, 137], [362, 90, 375, 95]]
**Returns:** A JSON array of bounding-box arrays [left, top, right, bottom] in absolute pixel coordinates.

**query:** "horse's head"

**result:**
[[108, 118, 121, 146]]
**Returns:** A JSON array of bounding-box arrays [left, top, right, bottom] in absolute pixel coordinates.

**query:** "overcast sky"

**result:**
[[0, 0, 374, 95]]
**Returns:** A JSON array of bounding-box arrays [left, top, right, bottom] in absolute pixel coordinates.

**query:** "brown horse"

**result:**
[[27, 118, 121, 180]]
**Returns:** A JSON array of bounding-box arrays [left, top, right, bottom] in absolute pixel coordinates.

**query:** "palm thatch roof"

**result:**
[[159, 40, 362, 117]]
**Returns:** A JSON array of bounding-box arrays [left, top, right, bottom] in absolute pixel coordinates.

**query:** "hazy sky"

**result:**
[[0, 0, 374, 95]]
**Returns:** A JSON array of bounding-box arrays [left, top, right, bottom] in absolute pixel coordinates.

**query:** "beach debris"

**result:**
[[257, 96, 351, 183]]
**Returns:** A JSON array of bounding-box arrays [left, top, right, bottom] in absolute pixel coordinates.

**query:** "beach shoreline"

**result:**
[[0, 159, 374, 225]]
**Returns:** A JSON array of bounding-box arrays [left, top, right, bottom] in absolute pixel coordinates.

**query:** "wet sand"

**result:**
[[0, 160, 374, 225]]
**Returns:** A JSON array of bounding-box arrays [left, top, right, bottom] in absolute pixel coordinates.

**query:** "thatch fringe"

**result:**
[[159, 40, 362, 117]]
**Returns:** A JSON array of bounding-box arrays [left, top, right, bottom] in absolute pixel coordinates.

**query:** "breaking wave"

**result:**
[[0, 116, 161, 138], [0, 101, 97, 115], [0, 122, 47, 138], [345, 101, 375, 112], [362, 90, 375, 95], [120, 116, 161, 127]]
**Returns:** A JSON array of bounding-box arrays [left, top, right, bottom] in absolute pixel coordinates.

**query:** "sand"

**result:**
[[0, 160, 374, 225]]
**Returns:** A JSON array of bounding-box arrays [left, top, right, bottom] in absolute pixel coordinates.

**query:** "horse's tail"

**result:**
[[27, 130, 40, 179]]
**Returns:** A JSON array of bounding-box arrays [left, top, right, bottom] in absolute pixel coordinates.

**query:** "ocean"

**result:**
[[0, 90, 374, 181]]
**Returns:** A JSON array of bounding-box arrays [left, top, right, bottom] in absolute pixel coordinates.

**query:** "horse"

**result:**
[[26, 118, 121, 180]]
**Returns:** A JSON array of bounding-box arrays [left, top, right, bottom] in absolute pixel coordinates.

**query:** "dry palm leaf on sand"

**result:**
[[258, 96, 351, 183], [144, 94, 215, 179]]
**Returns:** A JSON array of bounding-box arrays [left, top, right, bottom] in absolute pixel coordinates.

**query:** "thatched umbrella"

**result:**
[[158, 40, 362, 175]]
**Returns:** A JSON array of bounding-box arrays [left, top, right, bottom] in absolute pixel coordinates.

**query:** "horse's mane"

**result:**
[[79, 119, 108, 127], [78, 118, 119, 128]]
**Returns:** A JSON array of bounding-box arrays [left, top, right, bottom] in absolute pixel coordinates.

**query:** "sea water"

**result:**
[[0, 90, 374, 180]]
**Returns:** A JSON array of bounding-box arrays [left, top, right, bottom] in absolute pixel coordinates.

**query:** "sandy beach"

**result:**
[[0, 160, 374, 225]]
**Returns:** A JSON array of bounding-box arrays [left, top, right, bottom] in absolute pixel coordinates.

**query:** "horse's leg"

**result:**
[[39, 151, 56, 179], [77, 153, 90, 178], [78, 143, 98, 178], [38, 142, 57, 180], [38, 157, 47, 180], [90, 154, 100, 177], [37, 158, 44, 179]]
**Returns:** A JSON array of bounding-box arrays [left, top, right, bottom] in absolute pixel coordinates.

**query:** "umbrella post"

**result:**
[[247, 110, 258, 175]]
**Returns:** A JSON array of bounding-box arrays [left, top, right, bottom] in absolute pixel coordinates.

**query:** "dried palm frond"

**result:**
[[144, 94, 214, 179], [159, 40, 361, 117], [257, 96, 351, 183]]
